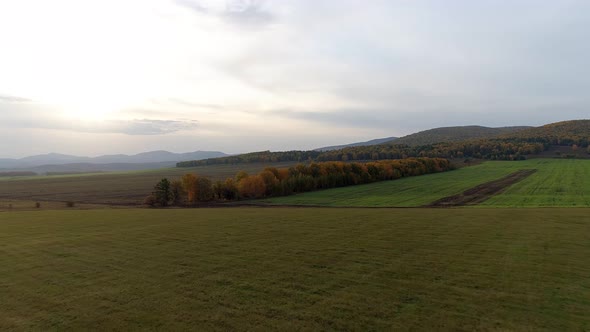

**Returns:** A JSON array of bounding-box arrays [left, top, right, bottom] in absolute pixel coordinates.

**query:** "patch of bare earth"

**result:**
[[428, 169, 537, 207]]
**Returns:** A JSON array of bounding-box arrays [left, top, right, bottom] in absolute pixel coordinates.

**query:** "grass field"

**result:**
[[0, 162, 296, 207], [481, 159, 590, 207], [1, 208, 589, 330], [263, 159, 590, 207]]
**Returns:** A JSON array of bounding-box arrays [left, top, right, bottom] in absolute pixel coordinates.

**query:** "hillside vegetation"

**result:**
[[179, 139, 544, 167], [314, 136, 398, 151], [178, 120, 589, 167], [501, 119, 590, 146], [392, 125, 530, 146]]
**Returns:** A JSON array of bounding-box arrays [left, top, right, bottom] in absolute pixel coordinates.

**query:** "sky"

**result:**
[[1, 0, 589, 158]]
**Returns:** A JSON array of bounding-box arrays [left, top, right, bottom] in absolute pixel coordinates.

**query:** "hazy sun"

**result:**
[[53, 94, 120, 121]]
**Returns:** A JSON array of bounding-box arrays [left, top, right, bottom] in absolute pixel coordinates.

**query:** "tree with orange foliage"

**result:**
[[277, 168, 290, 181], [259, 170, 279, 196], [181, 173, 197, 204], [195, 177, 214, 202], [238, 175, 266, 198]]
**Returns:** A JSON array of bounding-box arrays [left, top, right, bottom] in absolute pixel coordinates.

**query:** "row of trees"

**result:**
[[315, 140, 545, 162], [148, 157, 453, 207]]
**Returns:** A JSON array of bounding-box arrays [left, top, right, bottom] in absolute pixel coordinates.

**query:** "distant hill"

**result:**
[[0, 150, 228, 171], [315, 137, 398, 152], [180, 121, 590, 167], [392, 126, 531, 146], [500, 120, 590, 145]]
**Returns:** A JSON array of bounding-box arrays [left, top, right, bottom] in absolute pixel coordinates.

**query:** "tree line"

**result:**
[[148, 157, 452, 207], [177, 139, 545, 168], [177, 121, 590, 168]]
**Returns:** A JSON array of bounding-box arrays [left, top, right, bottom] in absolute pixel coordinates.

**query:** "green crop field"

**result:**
[[0, 162, 296, 207], [262, 159, 590, 207], [1, 208, 589, 330], [481, 159, 590, 207]]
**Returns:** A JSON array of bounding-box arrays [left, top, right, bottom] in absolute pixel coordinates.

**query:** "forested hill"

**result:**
[[392, 126, 531, 146], [314, 136, 398, 152], [177, 120, 589, 167], [499, 120, 590, 146]]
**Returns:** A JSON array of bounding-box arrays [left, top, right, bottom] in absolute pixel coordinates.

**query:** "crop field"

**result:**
[[263, 159, 590, 207], [1, 208, 589, 330], [481, 159, 590, 207], [0, 162, 296, 206]]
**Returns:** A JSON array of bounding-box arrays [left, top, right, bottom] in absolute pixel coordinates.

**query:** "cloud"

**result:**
[[0, 94, 33, 103], [3, 0, 590, 157], [0, 102, 199, 135], [266, 109, 387, 129], [174, 0, 207, 13], [223, 0, 273, 26], [166, 98, 224, 110], [108, 119, 199, 135], [174, 0, 274, 26]]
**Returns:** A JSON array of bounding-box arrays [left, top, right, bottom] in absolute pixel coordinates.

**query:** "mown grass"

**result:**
[[0, 208, 589, 330], [0, 162, 296, 206], [262, 159, 590, 207]]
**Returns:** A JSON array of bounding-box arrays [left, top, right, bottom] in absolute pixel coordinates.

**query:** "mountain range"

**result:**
[[0, 150, 228, 172], [5, 121, 587, 174]]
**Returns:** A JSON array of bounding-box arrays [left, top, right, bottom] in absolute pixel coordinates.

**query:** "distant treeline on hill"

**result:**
[[177, 140, 544, 167], [149, 157, 452, 206], [178, 150, 322, 167], [176, 120, 590, 167], [500, 120, 590, 146]]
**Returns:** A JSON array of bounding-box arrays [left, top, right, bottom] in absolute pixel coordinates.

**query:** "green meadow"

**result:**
[[481, 159, 590, 207], [262, 159, 590, 207], [1, 208, 589, 330]]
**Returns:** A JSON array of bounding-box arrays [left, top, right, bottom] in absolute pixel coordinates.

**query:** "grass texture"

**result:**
[[1, 208, 589, 330]]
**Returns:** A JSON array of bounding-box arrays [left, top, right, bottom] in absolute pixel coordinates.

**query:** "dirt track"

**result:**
[[428, 169, 538, 207]]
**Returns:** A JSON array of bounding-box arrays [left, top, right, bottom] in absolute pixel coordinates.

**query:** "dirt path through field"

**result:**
[[427, 169, 538, 207]]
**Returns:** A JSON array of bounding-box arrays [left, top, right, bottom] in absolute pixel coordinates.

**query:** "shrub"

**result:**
[[144, 195, 157, 207]]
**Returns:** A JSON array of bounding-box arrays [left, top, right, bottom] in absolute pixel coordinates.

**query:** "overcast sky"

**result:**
[[1, 0, 589, 158]]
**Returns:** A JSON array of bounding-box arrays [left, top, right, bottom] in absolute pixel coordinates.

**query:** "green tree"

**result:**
[[154, 178, 171, 207], [195, 177, 214, 202], [213, 180, 224, 200], [170, 180, 184, 206], [222, 178, 239, 200]]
